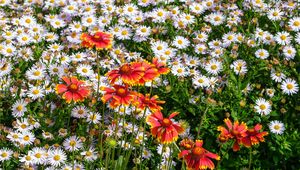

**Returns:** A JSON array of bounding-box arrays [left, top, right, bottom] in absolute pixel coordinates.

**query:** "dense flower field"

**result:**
[[0, 0, 299, 169]]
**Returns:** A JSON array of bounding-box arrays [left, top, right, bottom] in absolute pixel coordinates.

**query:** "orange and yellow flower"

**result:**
[[106, 63, 145, 85], [81, 31, 113, 50], [56, 76, 90, 103], [179, 139, 220, 170], [241, 124, 268, 148], [133, 93, 165, 111], [146, 111, 184, 144], [131, 61, 159, 85], [152, 57, 170, 75], [217, 118, 248, 151], [101, 85, 135, 108]]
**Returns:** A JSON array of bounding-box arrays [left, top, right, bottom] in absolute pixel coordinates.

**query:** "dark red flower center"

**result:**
[[161, 118, 172, 127], [143, 97, 151, 104], [93, 35, 104, 42], [232, 130, 239, 135], [192, 147, 205, 156], [119, 64, 131, 74], [116, 87, 127, 97], [68, 84, 78, 92]]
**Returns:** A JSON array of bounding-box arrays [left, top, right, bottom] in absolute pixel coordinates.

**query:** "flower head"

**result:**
[[146, 111, 184, 144], [133, 93, 165, 111], [179, 139, 220, 170], [56, 76, 90, 103], [241, 124, 268, 147], [81, 31, 113, 50], [217, 118, 248, 151], [106, 63, 145, 85], [101, 85, 135, 108]]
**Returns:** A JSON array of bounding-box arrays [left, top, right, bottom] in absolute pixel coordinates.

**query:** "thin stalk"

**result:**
[[139, 108, 148, 170], [159, 144, 165, 170], [249, 148, 252, 170], [105, 148, 111, 170], [196, 107, 209, 138]]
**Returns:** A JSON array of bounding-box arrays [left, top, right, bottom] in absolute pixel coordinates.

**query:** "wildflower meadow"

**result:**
[[0, 0, 300, 169]]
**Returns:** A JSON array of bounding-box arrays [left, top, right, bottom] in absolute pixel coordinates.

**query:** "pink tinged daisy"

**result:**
[[63, 136, 83, 152], [288, 17, 300, 32], [80, 147, 98, 162], [254, 98, 272, 116], [47, 149, 67, 167], [86, 112, 101, 124], [11, 99, 28, 118], [267, 8, 283, 21], [230, 60, 247, 75], [270, 70, 286, 83], [282, 46, 296, 60], [20, 153, 34, 165], [71, 106, 89, 119], [205, 59, 223, 75], [269, 120, 285, 135], [30, 147, 47, 165], [7, 131, 21, 143], [255, 49, 269, 59], [19, 131, 36, 146], [281, 78, 299, 95], [192, 75, 210, 88]]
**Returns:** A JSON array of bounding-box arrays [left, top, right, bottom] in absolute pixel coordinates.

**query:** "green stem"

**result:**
[[196, 107, 209, 138], [105, 148, 111, 170], [249, 148, 252, 170]]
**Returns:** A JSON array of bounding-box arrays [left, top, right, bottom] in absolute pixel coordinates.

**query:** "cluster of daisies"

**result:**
[[0, 0, 299, 169]]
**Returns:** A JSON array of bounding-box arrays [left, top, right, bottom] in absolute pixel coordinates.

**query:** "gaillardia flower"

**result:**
[[179, 139, 220, 170], [81, 31, 113, 50], [131, 61, 159, 85], [133, 93, 165, 111], [146, 111, 184, 144], [56, 77, 90, 103], [101, 85, 135, 108], [152, 57, 170, 75], [217, 118, 248, 151], [106, 63, 145, 85], [241, 124, 268, 147]]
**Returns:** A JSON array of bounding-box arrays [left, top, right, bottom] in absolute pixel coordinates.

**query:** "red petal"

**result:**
[[56, 84, 68, 94]]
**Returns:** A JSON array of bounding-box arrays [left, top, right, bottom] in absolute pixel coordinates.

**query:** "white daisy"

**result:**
[[86, 112, 101, 124], [254, 98, 272, 116], [269, 120, 285, 135], [270, 70, 286, 83], [76, 64, 94, 77], [230, 60, 247, 75], [171, 64, 188, 77], [172, 36, 190, 49], [0, 148, 13, 162], [71, 106, 89, 119], [80, 147, 97, 162], [19, 131, 36, 146], [205, 59, 223, 75], [47, 149, 67, 167], [192, 75, 210, 88], [27, 85, 45, 100], [63, 136, 83, 152], [267, 8, 283, 21], [11, 99, 28, 117], [266, 88, 275, 98], [255, 49, 269, 59], [275, 31, 291, 45], [288, 17, 300, 31], [282, 46, 296, 60], [30, 147, 47, 165], [281, 78, 299, 95]]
